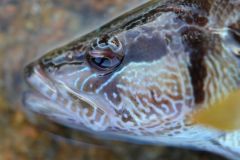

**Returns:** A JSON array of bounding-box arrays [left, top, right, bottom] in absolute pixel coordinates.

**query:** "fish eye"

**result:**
[[87, 35, 124, 72], [87, 49, 123, 70]]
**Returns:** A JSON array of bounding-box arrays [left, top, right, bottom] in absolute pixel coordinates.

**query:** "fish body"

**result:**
[[23, 0, 240, 159]]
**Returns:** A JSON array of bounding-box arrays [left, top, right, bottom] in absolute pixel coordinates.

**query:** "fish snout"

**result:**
[[24, 61, 58, 100], [24, 61, 38, 80]]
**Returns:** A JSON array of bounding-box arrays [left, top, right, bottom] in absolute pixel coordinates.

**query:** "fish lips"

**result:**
[[24, 62, 58, 101], [23, 62, 64, 120]]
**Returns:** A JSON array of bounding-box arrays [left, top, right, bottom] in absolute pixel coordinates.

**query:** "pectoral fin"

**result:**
[[192, 90, 240, 131]]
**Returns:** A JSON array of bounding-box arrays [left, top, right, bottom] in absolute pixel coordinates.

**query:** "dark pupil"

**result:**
[[92, 57, 112, 69], [87, 49, 124, 71]]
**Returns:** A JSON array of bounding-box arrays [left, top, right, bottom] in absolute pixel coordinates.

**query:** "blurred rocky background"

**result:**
[[0, 1, 227, 160]]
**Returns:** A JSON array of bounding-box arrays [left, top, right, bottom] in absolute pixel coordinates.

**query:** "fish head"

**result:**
[[23, 10, 195, 140], [23, 33, 127, 132]]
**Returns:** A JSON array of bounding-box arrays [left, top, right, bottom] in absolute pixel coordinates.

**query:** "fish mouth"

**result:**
[[23, 62, 114, 132], [24, 62, 58, 102], [23, 62, 63, 117]]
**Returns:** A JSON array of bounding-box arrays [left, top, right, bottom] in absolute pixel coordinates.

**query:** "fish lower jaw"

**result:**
[[23, 73, 114, 133]]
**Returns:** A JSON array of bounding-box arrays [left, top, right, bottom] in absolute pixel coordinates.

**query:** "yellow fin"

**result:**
[[192, 90, 240, 131]]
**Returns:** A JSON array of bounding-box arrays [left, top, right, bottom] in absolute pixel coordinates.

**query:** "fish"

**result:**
[[23, 0, 240, 159]]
